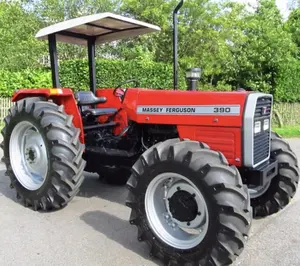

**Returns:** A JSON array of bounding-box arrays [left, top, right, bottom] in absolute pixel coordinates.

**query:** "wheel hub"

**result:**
[[144, 172, 209, 250], [26, 147, 37, 163], [9, 121, 48, 191], [169, 190, 198, 222]]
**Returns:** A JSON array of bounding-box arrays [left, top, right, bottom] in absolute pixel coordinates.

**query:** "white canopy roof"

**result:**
[[36, 12, 161, 45]]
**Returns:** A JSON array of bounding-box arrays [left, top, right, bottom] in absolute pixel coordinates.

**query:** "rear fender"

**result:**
[[12, 88, 84, 144]]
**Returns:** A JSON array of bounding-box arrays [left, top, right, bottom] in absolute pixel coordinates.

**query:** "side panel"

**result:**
[[12, 88, 85, 143], [123, 89, 248, 127], [122, 89, 247, 166], [177, 125, 242, 166]]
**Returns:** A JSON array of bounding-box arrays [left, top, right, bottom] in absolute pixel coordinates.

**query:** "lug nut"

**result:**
[[164, 213, 170, 219]]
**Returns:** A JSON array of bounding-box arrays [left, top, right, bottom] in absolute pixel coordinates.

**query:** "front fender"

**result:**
[[12, 88, 84, 144]]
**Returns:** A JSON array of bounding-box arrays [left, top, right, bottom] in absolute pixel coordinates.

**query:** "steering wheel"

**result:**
[[113, 79, 139, 101]]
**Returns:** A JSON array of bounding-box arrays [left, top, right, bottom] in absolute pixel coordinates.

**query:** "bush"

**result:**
[[0, 69, 51, 97], [0, 59, 187, 97], [59, 58, 186, 91], [0, 58, 300, 103], [275, 58, 300, 102]]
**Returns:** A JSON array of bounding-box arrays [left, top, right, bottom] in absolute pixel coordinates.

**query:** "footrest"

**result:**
[[83, 108, 118, 116], [84, 122, 118, 130]]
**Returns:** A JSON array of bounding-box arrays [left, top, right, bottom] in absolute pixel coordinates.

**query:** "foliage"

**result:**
[[60, 58, 187, 90], [0, 59, 186, 97], [285, 8, 300, 49], [2, 0, 300, 102], [0, 2, 45, 71], [29, 0, 123, 60], [0, 69, 51, 96]]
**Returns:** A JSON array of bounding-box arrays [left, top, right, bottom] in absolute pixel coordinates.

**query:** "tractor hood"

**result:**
[[121, 88, 259, 128]]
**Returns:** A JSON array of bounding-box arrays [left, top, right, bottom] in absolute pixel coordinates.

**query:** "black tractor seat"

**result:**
[[83, 108, 118, 117], [76, 91, 107, 105]]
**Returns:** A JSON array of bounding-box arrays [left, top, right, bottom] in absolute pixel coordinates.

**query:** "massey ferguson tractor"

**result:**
[[1, 1, 299, 265]]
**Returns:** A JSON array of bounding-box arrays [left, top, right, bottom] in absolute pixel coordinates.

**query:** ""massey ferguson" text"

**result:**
[[141, 107, 196, 113]]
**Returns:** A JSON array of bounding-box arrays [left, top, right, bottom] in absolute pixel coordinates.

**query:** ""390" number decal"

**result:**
[[213, 107, 231, 113]]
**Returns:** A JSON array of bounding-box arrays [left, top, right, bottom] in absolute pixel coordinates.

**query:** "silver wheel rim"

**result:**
[[145, 172, 209, 250], [248, 181, 271, 199], [9, 121, 48, 191]]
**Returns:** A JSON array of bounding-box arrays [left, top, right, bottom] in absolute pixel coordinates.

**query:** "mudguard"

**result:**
[[12, 88, 85, 143]]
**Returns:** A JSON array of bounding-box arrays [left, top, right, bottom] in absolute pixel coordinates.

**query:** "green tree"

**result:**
[[228, 0, 296, 95], [286, 8, 300, 50], [29, 0, 123, 60], [0, 2, 45, 71], [120, 0, 237, 86]]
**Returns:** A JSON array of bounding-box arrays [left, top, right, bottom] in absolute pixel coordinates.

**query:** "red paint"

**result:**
[[177, 125, 242, 166], [122, 88, 248, 127], [120, 88, 248, 166], [95, 89, 128, 135], [12, 88, 85, 143], [12, 87, 250, 166]]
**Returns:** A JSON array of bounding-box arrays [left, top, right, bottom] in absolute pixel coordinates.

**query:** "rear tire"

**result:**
[[126, 138, 252, 265], [1, 97, 86, 211], [250, 131, 299, 218]]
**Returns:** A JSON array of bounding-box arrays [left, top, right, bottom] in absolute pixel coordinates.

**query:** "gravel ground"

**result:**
[[0, 138, 300, 266]]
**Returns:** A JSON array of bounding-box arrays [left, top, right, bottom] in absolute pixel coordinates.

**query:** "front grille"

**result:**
[[253, 131, 270, 165], [253, 96, 272, 166], [254, 97, 272, 118]]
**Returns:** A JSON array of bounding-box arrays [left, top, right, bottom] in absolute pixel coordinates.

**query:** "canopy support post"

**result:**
[[88, 37, 96, 94], [48, 34, 60, 88]]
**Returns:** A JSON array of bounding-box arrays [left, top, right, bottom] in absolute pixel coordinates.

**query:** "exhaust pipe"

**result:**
[[186, 68, 201, 91], [173, 0, 184, 90]]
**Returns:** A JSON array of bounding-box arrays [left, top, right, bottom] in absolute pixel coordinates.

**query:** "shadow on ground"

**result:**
[[77, 172, 128, 205], [80, 210, 162, 266], [0, 169, 18, 203], [0, 169, 128, 206]]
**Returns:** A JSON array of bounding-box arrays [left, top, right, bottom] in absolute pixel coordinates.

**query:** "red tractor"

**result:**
[[2, 1, 299, 265]]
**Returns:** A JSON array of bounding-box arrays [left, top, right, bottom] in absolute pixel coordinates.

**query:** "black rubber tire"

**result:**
[[1, 97, 86, 211], [126, 138, 252, 266], [251, 131, 299, 218], [98, 167, 131, 186]]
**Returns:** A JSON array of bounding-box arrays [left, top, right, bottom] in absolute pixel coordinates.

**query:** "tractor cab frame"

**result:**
[[36, 12, 161, 93]]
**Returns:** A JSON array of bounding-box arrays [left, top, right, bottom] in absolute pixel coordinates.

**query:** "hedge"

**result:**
[[0, 59, 188, 97], [60, 59, 188, 90], [0, 69, 52, 97], [0, 58, 298, 102]]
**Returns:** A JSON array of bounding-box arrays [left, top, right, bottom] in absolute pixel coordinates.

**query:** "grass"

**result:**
[[273, 126, 300, 138]]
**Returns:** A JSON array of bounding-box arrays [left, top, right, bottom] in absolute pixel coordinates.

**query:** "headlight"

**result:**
[[254, 121, 261, 134], [263, 119, 269, 131]]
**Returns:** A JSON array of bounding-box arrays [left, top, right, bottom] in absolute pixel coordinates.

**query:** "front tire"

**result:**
[[250, 131, 299, 218], [126, 139, 252, 265], [1, 97, 86, 211]]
